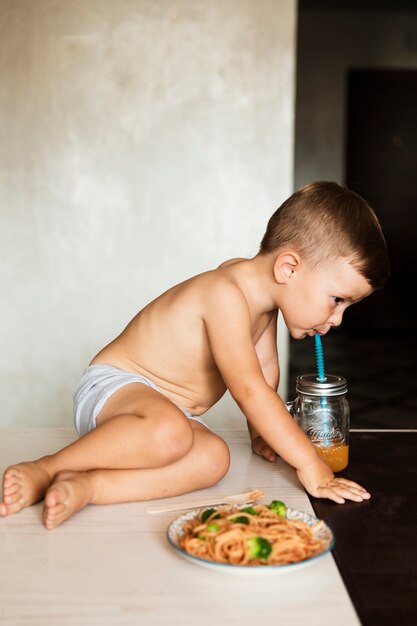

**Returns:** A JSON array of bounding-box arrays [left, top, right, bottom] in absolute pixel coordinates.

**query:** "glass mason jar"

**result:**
[[286, 374, 349, 472]]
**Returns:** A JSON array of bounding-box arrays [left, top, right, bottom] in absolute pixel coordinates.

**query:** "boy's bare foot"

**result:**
[[0, 460, 52, 516], [42, 470, 94, 530]]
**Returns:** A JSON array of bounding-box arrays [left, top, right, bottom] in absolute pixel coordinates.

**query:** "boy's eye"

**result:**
[[333, 297, 345, 305]]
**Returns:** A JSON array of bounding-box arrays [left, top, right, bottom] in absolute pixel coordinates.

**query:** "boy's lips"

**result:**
[[312, 329, 327, 336]]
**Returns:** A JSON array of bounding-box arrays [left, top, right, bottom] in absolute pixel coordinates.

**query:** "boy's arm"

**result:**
[[204, 281, 370, 504], [249, 311, 280, 463]]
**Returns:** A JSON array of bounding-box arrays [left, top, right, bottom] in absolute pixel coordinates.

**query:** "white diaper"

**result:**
[[73, 364, 209, 436]]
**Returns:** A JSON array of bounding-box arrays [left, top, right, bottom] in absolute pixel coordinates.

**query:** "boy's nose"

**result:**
[[327, 311, 344, 327]]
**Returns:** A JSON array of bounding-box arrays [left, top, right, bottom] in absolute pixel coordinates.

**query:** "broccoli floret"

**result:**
[[201, 508, 221, 522], [268, 500, 287, 517], [240, 506, 260, 516], [246, 536, 272, 560], [231, 515, 249, 524], [206, 522, 220, 532]]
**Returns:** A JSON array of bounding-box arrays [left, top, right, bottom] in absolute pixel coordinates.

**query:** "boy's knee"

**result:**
[[199, 436, 230, 486], [153, 412, 194, 464]]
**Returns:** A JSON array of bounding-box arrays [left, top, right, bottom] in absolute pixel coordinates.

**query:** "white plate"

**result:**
[[167, 505, 335, 575]]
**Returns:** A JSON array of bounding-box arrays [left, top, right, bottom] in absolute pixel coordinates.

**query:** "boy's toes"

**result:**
[[43, 509, 56, 529], [4, 491, 24, 505], [43, 492, 68, 529], [3, 476, 22, 495], [42, 472, 92, 530], [44, 503, 65, 519], [4, 466, 19, 478], [0, 502, 8, 516], [44, 485, 65, 509], [44, 516, 61, 530], [3, 467, 22, 486], [2, 483, 19, 497], [3, 483, 21, 496], [44, 501, 66, 519], [1, 460, 53, 518], [0, 497, 24, 516]]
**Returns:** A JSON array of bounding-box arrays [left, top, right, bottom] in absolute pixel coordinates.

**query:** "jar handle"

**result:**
[[285, 400, 295, 416]]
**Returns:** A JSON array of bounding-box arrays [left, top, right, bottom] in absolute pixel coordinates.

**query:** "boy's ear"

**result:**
[[273, 252, 300, 284]]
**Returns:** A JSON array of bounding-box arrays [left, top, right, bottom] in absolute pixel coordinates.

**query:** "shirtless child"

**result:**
[[0, 181, 390, 529]]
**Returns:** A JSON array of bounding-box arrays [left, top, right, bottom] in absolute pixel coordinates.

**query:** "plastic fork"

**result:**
[[145, 489, 265, 514]]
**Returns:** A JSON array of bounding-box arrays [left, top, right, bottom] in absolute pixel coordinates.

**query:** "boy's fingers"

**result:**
[[331, 479, 371, 499], [325, 483, 369, 502], [336, 490, 366, 502], [258, 446, 275, 462], [332, 477, 369, 492], [262, 445, 276, 462], [252, 439, 276, 462], [318, 487, 345, 504]]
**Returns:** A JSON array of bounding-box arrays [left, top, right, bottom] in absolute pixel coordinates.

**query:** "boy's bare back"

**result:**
[[91, 258, 276, 417]]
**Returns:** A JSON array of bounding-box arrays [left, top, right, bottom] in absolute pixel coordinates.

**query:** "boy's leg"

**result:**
[[0, 384, 198, 517], [42, 423, 230, 528]]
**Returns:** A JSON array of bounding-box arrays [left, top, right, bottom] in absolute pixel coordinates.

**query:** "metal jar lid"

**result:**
[[296, 373, 347, 396]]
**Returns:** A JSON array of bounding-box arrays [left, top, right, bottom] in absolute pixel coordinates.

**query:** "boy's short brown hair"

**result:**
[[259, 181, 390, 290]]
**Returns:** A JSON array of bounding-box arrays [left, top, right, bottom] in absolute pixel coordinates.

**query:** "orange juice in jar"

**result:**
[[315, 442, 349, 473], [286, 374, 350, 473]]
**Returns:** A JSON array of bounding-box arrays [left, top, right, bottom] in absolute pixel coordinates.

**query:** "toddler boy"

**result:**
[[0, 181, 390, 529]]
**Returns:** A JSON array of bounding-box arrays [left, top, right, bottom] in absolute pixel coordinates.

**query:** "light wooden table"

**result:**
[[0, 428, 360, 626]]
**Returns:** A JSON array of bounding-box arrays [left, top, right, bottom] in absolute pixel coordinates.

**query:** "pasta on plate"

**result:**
[[175, 501, 332, 567]]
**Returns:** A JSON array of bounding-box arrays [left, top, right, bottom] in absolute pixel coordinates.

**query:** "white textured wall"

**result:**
[[0, 0, 296, 428]]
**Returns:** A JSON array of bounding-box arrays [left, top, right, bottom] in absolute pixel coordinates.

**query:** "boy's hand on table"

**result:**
[[297, 456, 371, 504], [251, 435, 277, 463]]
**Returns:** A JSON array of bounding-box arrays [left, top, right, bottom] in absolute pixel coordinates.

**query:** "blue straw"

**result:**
[[314, 334, 326, 382], [314, 334, 327, 411]]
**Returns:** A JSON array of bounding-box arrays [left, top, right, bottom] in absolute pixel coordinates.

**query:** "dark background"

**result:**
[[290, 0, 417, 430]]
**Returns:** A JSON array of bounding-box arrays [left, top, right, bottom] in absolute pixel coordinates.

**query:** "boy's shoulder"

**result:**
[[190, 258, 248, 289], [180, 258, 250, 313], [177, 257, 270, 319], [216, 257, 248, 270], [202, 258, 248, 297], [196, 258, 255, 317]]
